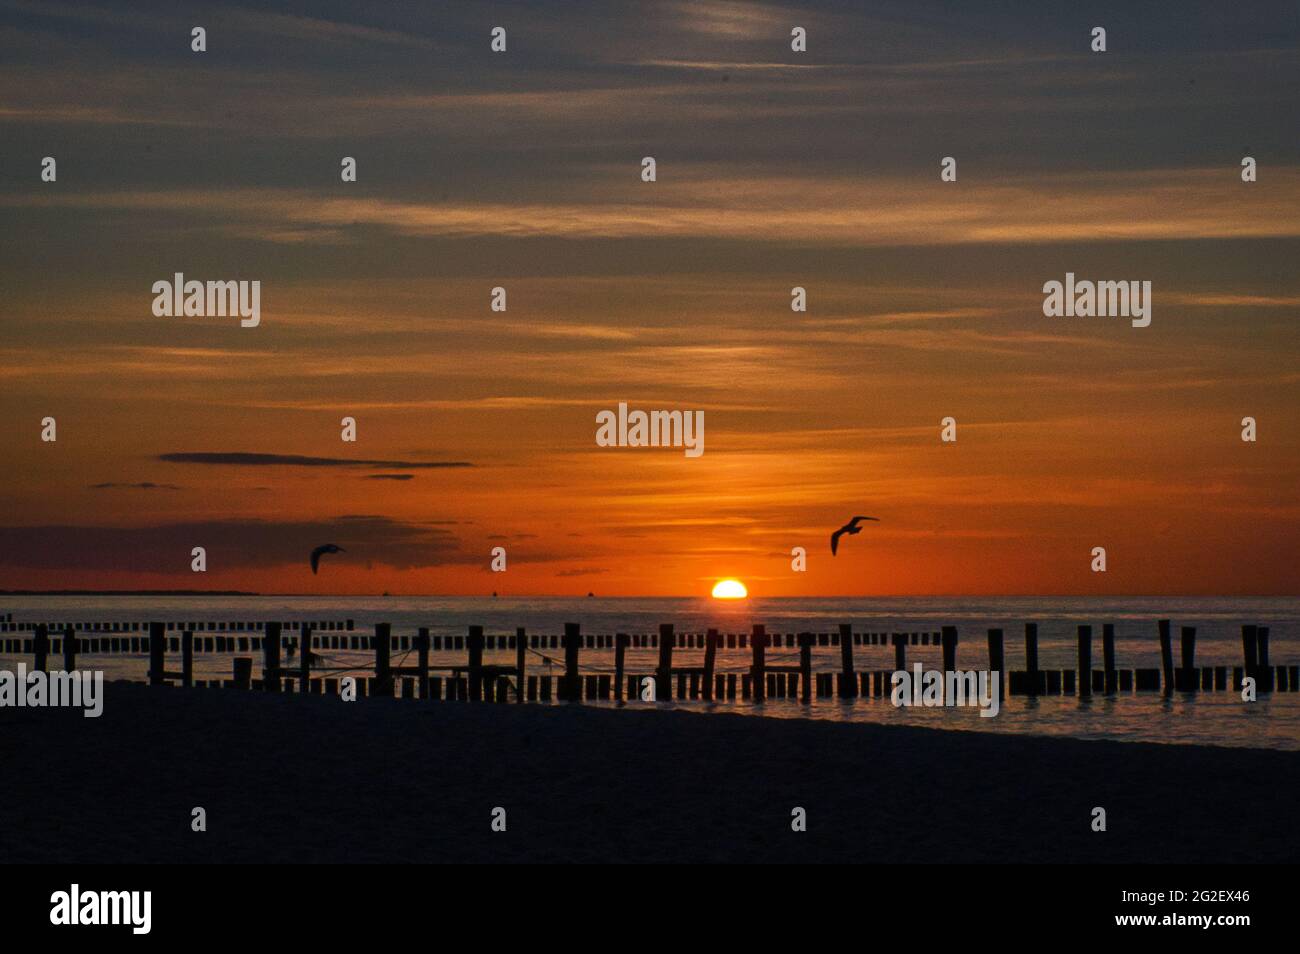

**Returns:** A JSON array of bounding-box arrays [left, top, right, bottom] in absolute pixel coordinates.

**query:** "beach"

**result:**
[[3, 681, 1297, 864]]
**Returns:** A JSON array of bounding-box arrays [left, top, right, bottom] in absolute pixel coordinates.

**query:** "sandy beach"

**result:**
[[2, 681, 1297, 864]]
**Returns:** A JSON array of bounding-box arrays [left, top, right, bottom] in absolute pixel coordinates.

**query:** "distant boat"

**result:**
[[381, 591, 390, 597], [587, 591, 594, 598], [492, 591, 498, 598]]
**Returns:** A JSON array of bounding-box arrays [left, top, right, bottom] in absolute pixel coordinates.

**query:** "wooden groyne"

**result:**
[[0, 621, 957, 656], [4, 617, 1296, 702]]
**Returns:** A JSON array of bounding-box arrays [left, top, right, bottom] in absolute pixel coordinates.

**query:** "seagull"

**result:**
[[830, 516, 879, 555], [310, 543, 345, 574]]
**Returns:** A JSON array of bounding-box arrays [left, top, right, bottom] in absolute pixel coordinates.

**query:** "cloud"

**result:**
[[17, 168, 1300, 247], [556, 567, 609, 577], [157, 453, 470, 469], [364, 474, 415, 481], [0, 516, 467, 572], [668, 0, 794, 40], [222, 9, 439, 50], [89, 481, 182, 490], [1167, 293, 1300, 308], [1, 1, 440, 51]]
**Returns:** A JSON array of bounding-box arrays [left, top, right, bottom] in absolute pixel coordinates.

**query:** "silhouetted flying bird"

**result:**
[[310, 543, 345, 574], [830, 516, 879, 555]]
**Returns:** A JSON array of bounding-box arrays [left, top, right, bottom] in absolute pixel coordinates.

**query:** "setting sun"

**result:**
[[711, 579, 748, 600]]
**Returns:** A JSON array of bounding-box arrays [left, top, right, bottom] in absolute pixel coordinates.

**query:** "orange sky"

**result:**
[[1, 1, 1297, 596]]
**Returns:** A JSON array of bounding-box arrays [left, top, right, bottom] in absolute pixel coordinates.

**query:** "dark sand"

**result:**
[[2, 682, 1296, 863]]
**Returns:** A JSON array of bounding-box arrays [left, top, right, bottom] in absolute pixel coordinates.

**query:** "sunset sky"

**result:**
[[1, 0, 1297, 596]]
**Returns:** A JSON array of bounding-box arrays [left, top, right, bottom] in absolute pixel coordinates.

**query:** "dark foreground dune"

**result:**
[[2, 682, 1296, 863]]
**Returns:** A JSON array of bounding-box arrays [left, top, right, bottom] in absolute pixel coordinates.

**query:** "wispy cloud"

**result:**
[[0, 516, 467, 571], [14, 168, 1298, 246], [89, 481, 182, 491], [157, 453, 470, 469]]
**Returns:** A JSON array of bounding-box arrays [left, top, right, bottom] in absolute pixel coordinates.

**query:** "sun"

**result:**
[[711, 579, 748, 600]]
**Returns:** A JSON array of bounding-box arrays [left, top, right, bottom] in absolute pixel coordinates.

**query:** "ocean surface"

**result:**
[[3, 595, 1297, 751]]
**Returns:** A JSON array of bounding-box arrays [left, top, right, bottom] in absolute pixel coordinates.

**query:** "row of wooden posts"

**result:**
[[15, 618, 1293, 701], [4, 622, 942, 650]]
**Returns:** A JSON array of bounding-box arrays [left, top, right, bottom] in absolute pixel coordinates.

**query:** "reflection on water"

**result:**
[[631, 688, 1300, 752]]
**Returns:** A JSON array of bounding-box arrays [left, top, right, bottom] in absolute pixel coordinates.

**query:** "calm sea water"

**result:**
[[3, 595, 1297, 751]]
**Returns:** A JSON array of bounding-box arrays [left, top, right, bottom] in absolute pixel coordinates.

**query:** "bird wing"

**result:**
[[831, 528, 844, 554], [310, 547, 323, 574], [851, 516, 880, 524]]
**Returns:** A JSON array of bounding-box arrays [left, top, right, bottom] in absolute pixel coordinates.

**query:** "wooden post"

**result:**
[[562, 622, 580, 702], [799, 632, 813, 704], [752, 624, 767, 703], [1258, 626, 1271, 691], [300, 623, 312, 694], [147, 621, 164, 686], [656, 623, 674, 701], [1076, 625, 1092, 696], [987, 628, 1004, 698], [181, 629, 194, 687], [416, 627, 431, 700], [703, 628, 718, 701], [941, 626, 958, 673], [62, 624, 75, 672], [515, 627, 527, 702], [1102, 623, 1116, 692], [892, 632, 906, 672], [1025, 622, 1040, 695], [1158, 619, 1174, 697], [232, 656, 252, 690], [838, 623, 856, 698], [468, 625, 485, 701], [373, 622, 392, 697], [33, 624, 49, 673], [615, 632, 628, 702], [263, 621, 282, 692], [1241, 624, 1258, 678], [1180, 626, 1196, 692]]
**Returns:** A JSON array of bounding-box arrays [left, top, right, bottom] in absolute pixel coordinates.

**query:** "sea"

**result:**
[[2, 595, 1297, 751]]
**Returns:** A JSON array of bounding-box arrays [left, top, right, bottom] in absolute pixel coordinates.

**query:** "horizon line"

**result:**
[[3, 591, 1298, 600]]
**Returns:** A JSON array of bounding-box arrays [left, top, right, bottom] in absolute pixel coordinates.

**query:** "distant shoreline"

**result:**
[[0, 590, 260, 596], [5, 590, 1294, 597], [4, 592, 1298, 600]]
